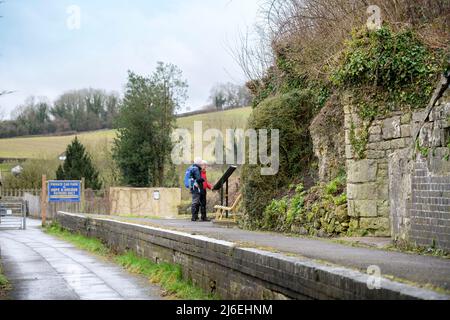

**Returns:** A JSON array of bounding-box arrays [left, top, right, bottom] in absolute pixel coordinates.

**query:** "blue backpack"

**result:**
[[183, 165, 197, 189]]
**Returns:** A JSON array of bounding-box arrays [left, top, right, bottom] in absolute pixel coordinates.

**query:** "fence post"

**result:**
[[81, 177, 85, 213], [41, 175, 47, 226], [23, 201, 27, 230]]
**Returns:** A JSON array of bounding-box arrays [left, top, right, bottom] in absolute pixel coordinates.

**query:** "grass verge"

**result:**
[[0, 263, 11, 299], [45, 222, 218, 300]]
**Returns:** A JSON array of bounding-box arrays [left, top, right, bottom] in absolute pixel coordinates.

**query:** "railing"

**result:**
[[1, 188, 41, 197], [84, 189, 110, 215]]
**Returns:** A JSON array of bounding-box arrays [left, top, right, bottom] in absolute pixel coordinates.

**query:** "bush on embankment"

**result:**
[[240, 88, 317, 228]]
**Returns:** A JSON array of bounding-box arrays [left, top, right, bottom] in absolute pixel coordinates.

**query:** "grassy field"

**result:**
[[0, 107, 252, 160]]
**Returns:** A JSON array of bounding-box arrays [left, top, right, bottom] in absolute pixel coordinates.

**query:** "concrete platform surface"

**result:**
[[104, 216, 450, 292], [0, 219, 163, 300]]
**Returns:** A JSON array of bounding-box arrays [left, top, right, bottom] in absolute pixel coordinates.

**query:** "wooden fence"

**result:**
[[0, 188, 110, 218]]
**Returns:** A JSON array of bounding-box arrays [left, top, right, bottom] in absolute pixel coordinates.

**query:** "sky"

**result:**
[[0, 0, 261, 118]]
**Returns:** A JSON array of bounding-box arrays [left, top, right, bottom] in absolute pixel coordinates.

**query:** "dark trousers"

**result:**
[[191, 192, 201, 220], [191, 191, 207, 220], [200, 191, 207, 220]]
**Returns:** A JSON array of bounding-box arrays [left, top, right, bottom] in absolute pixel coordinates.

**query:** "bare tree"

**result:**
[[228, 24, 274, 82], [231, 0, 449, 83]]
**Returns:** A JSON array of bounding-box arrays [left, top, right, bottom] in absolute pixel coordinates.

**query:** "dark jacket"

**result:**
[[191, 164, 204, 193]]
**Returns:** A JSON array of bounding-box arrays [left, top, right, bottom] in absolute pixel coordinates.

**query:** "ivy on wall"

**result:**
[[331, 26, 448, 158]]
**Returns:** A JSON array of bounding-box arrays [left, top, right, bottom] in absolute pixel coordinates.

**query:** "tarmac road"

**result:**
[[0, 219, 163, 300]]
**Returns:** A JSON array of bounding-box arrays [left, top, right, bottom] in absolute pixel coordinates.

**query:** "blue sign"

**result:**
[[48, 180, 81, 203]]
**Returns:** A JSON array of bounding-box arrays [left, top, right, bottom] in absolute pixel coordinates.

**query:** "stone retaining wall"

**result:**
[[344, 88, 450, 250], [344, 105, 409, 236], [54, 211, 448, 300]]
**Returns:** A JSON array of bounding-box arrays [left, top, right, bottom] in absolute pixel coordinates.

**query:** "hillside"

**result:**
[[0, 107, 252, 160]]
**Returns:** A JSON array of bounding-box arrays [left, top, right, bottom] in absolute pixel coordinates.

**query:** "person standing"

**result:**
[[186, 157, 204, 221], [200, 160, 212, 221]]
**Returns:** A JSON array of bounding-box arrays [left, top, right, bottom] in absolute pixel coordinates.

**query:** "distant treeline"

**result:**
[[0, 89, 120, 138]]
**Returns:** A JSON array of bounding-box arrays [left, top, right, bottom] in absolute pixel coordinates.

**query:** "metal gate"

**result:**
[[0, 199, 27, 230]]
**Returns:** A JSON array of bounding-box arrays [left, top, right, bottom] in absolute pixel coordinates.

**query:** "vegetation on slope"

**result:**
[[332, 26, 449, 159], [241, 89, 317, 226], [258, 173, 349, 237], [239, 0, 449, 234]]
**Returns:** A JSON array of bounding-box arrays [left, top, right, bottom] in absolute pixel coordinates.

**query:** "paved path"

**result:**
[[0, 219, 162, 300], [108, 216, 450, 291]]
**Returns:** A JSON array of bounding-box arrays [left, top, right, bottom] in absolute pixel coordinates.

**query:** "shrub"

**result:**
[[241, 89, 317, 224], [2, 158, 59, 189], [332, 26, 447, 117], [261, 197, 289, 231]]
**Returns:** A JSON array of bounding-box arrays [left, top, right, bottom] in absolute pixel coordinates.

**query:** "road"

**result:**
[[0, 219, 163, 300]]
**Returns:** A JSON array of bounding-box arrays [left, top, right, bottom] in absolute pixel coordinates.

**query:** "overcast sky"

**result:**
[[0, 0, 261, 118]]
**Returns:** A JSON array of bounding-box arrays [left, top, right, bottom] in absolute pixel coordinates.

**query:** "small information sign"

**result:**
[[48, 180, 81, 203]]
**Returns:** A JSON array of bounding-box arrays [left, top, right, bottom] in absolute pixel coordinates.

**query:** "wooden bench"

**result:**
[[214, 194, 242, 222]]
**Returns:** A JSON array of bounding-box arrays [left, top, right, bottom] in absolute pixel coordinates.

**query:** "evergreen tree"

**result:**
[[56, 164, 64, 180], [113, 62, 187, 187], [57, 137, 102, 190]]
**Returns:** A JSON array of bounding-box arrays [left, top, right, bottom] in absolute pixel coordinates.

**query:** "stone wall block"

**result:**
[[430, 127, 443, 147], [369, 126, 382, 135], [352, 200, 378, 217], [377, 200, 390, 217], [366, 150, 385, 159], [345, 145, 353, 159], [347, 183, 378, 200], [377, 182, 389, 201], [347, 159, 377, 183], [369, 134, 382, 143], [400, 125, 411, 138], [359, 217, 390, 236], [382, 116, 401, 140], [401, 112, 412, 125]]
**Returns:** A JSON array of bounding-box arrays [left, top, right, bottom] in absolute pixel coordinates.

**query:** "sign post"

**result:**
[[81, 177, 85, 212], [41, 175, 47, 226]]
